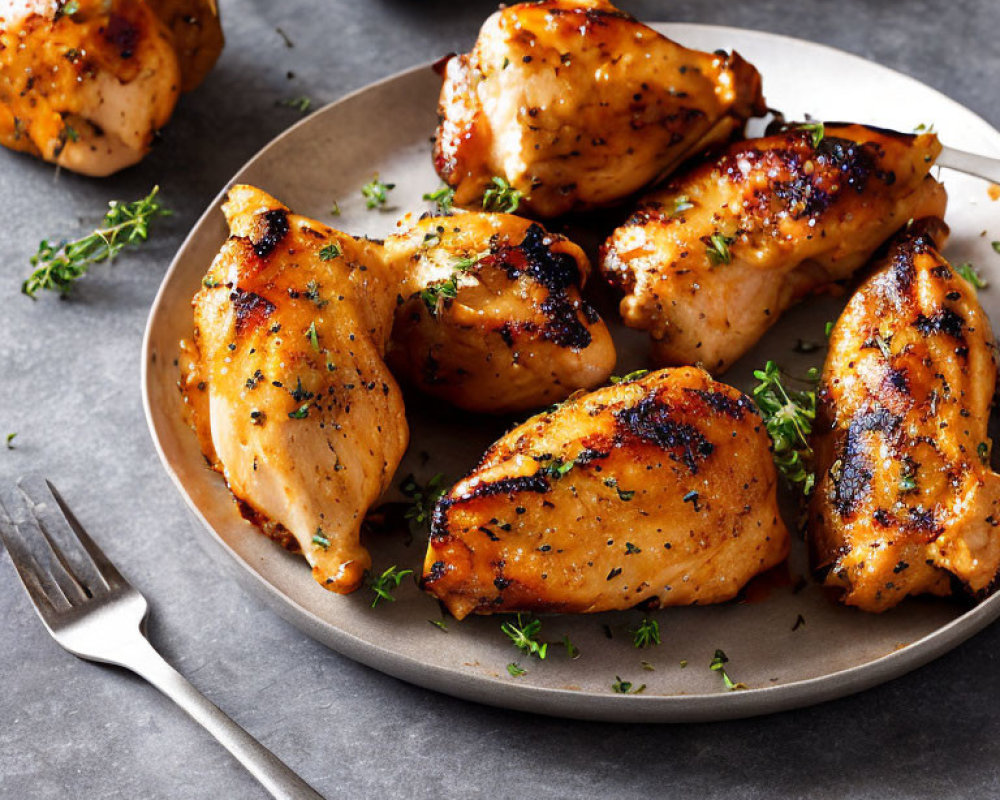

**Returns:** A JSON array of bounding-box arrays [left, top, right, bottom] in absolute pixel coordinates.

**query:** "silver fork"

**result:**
[[0, 474, 325, 800]]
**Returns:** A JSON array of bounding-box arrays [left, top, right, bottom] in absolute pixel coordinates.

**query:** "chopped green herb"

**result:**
[[287, 402, 311, 419], [400, 473, 449, 532], [428, 619, 449, 632], [561, 635, 580, 659], [482, 176, 523, 213], [6, 433, 16, 450], [706, 232, 735, 266], [23, 186, 170, 297], [361, 175, 395, 209], [304, 279, 328, 308], [330, 201, 341, 217], [630, 617, 661, 649], [423, 185, 456, 213], [55, 0, 79, 19], [825, 321, 835, 338], [913, 122, 936, 134], [710, 649, 748, 691], [611, 676, 646, 694], [501, 614, 548, 659], [956, 262, 988, 292], [641, 660, 655, 672], [318, 243, 341, 261], [278, 95, 312, 114], [978, 442, 990, 464], [312, 530, 330, 549], [992, 241, 1000, 255], [671, 195, 694, 217], [202, 276, 221, 288], [798, 120, 825, 148], [63, 124, 79, 143], [624, 541, 641, 554], [617, 488, 635, 501], [417, 255, 478, 317], [367, 566, 413, 608], [507, 662, 527, 677], [306, 321, 320, 352], [609, 369, 649, 385], [679, 659, 688, 668], [752, 360, 817, 494]]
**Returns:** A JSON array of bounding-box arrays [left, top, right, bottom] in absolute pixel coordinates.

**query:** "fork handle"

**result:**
[[116, 635, 325, 800], [938, 145, 1000, 184]]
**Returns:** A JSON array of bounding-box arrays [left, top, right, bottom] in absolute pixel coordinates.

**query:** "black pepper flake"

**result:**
[[607, 567, 622, 580]]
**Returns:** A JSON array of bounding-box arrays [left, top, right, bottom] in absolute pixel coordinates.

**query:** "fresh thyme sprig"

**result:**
[[752, 360, 818, 494], [367, 565, 413, 608], [956, 262, 988, 292], [423, 184, 456, 213], [798, 121, 825, 148], [361, 175, 395, 209], [482, 176, 523, 213], [501, 614, 548, 659], [705, 232, 735, 265], [23, 187, 170, 298], [709, 649, 748, 691], [630, 617, 661, 649], [400, 473, 449, 532], [418, 255, 481, 316]]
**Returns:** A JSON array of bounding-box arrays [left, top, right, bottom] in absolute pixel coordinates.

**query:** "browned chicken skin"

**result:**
[[0, 0, 221, 175], [385, 211, 617, 414], [809, 221, 1000, 612], [422, 367, 789, 619], [601, 124, 946, 373], [181, 185, 408, 594], [433, 0, 765, 218]]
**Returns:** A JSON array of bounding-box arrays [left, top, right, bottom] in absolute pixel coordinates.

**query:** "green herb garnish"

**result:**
[[630, 617, 661, 649], [706, 232, 735, 266], [979, 442, 990, 464], [710, 649, 748, 690], [367, 566, 413, 608], [306, 321, 320, 352], [798, 121, 825, 148], [361, 175, 395, 209], [423, 185, 456, 213], [752, 360, 817, 494], [6, 433, 16, 450], [671, 195, 694, 217], [428, 619, 449, 632], [288, 402, 311, 419], [611, 676, 646, 694], [956, 262, 988, 292], [312, 530, 330, 549], [501, 614, 548, 659], [23, 186, 170, 297], [609, 369, 649, 384], [319, 243, 341, 261], [561, 635, 580, 659], [482, 176, 523, 213], [507, 662, 527, 677], [278, 95, 312, 114], [400, 473, 448, 532]]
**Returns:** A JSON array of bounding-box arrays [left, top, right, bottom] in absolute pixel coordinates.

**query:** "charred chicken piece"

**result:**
[[433, 0, 765, 218], [809, 220, 1000, 611], [385, 211, 616, 414], [601, 124, 946, 373], [422, 367, 789, 619], [181, 185, 408, 594], [0, 0, 221, 175]]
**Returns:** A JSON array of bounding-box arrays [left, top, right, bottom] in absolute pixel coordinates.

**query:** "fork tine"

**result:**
[[1, 478, 90, 605], [17, 475, 121, 596], [0, 487, 72, 615]]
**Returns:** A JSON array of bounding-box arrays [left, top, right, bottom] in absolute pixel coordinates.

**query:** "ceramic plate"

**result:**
[[143, 24, 1000, 722]]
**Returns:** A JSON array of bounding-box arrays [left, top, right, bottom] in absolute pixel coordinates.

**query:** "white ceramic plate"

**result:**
[[143, 24, 1000, 722]]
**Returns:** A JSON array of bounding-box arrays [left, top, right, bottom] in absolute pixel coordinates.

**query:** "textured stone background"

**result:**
[[2, 1, 1000, 797]]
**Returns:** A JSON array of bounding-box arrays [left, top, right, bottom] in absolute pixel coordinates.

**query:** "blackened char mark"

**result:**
[[814, 137, 878, 193], [914, 309, 966, 340], [515, 225, 578, 291], [834, 406, 901, 516], [539, 294, 592, 349], [102, 14, 139, 59], [615, 395, 714, 473], [231, 289, 276, 336], [685, 388, 756, 420], [250, 209, 290, 258]]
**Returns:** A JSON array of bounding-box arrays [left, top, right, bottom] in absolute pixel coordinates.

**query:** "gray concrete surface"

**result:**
[[2, 1, 1000, 797]]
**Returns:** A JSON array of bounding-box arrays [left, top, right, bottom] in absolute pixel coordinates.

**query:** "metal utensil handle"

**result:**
[[938, 145, 1000, 184], [115, 635, 325, 800]]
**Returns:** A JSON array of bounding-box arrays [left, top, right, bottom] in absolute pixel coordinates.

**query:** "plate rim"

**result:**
[[142, 23, 1000, 723]]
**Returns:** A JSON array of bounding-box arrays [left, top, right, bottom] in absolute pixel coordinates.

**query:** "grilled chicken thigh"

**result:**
[[601, 125, 946, 373], [0, 0, 220, 175], [809, 221, 1000, 611], [433, 0, 766, 218], [182, 185, 408, 594], [386, 211, 616, 414], [422, 367, 788, 619]]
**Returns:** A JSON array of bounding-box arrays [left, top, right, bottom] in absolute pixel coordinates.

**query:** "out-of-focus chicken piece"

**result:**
[[433, 0, 765, 218], [384, 211, 616, 414], [145, 0, 223, 91], [422, 367, 788, 619], [808, 220, 1000, 612], [601, 124, 946, 373], [181, 185, 408, 594]]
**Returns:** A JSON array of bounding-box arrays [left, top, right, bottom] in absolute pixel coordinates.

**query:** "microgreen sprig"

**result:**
[[367, 566, 413, 608], [482, 176, 523, 214], [752, 360, 818, 494]]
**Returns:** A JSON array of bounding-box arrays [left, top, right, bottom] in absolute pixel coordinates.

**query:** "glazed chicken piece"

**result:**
[[385, 211, 616, 414], [181, 185, 408, 594], [422, 367, 789, 619], [0, 0, 221, 176], [601, 124, 946, 373], [433, 0, 766, 218], [809, 221, 1000, 612]]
